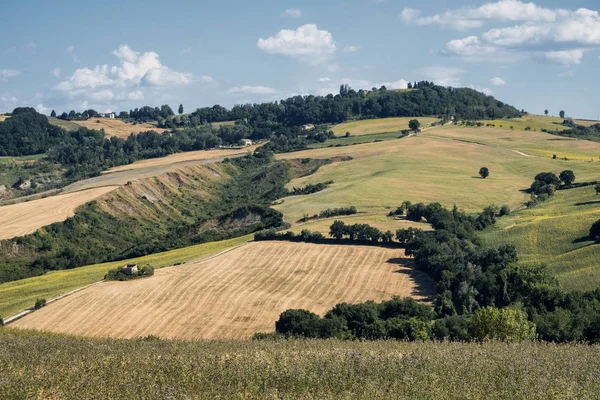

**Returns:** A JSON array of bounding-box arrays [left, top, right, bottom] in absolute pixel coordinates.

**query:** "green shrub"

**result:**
[[34, 298, 46, 310], [499, 205, 511, 216], [470, 307, 536, 342]]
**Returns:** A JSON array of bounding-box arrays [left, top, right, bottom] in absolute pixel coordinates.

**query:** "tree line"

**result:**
[[264, 200, 600, 343]]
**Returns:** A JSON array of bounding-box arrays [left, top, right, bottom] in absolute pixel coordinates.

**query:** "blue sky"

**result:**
[[1, 0, 600, 119]]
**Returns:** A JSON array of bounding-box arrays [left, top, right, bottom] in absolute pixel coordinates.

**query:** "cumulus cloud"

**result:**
[[257, 24, 336, 64], [404, 1, 600, 65], [0, 69, 20, 82], [490, 77, 506, 86], [318, 77, 331, 82], [282, 8, 303, 18], [420, 67, 464, 87], [400, 8, 421, 23], [57, 45, 195, 95], [51, 68, 61, 78], [228, 85, 277, 95], [374, 79, 409, 90], [468, 85, 494, 95]]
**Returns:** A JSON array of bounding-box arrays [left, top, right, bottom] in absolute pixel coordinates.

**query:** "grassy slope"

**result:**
[[474, 114, 598, 133], [332, 116, 439, 136], [0, 235, 251, 318], [290, 214, 430, 234], [276, 130, 600, 223], [47, 117, 81, 131], [1, 328, 599, 399], [482, 186, 600, 291]]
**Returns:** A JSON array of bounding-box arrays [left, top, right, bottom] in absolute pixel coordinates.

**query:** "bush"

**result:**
[[470, 307, 536, 342], [479, 167, 490, 179], [596, 183, 600, 195], [591, 220, 600, 241], [499, 205, 511, 216], [559, 170, 576, 186], [105, 266, 154, 281], [34, 298, 47, 310], [0, 316, 4, 327]]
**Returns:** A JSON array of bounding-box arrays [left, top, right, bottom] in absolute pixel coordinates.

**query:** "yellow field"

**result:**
[[13, 242, 433, 339], [0, 235, 252, 318], [332, 117, 439, 136], [73, 118, 166, 138], [212, 120, 237, 128], [0, 115, 8, 122], [0, 186, 117, 240], [106, 145, 259, 173], [47, 117, 81, 131]]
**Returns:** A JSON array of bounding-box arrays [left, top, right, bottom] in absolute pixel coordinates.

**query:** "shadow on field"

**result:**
[[387, 257, 435, 301], [572, 236, 594, 245], [575, 200, 600, 206]]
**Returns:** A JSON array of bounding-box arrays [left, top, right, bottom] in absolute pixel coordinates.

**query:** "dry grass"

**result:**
[[0, 186, 117, 240], [0, 115, 8, 122], [332, 117, 439, 136], [106, 145, 258, 173], [73, 118, 166, 138], [13, 242, 433, 340]]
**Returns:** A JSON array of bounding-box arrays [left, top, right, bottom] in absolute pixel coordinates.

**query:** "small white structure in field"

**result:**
[[302, 124, 315, 131], [121, 264, 138, 275], [99, 112, 115, 119], [241, 139, 253, 146]]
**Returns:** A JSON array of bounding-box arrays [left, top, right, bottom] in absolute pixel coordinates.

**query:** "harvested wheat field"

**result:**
[[105, 144, 260, 173], [0, 186, 117, 240], [14, 242, 433, 340], [73, 118, 166, 138]]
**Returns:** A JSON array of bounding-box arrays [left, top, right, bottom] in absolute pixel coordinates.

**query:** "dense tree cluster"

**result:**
[[555, 123, 600, 142], [158, 86, 520, 131], [0, 108, 69, 156], [127, 105, 174, 122], [298, 206, 358, 223], [104, 266, 154, 281], [56, 109, 100, 121]]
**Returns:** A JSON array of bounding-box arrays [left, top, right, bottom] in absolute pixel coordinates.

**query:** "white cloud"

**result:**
[[125, 90, 144, 100], [199, 75, 214, 83], [400, 8, 421, 23], [58, 45, 194, 93], [89, 90, 114, 102], [374, 79, 409, 90], [406, 2, 600, 65], [420, 67, 463, 87], [542, 49, 585, 65], [282, 8, 303, 18], [0, 69, 20, 82], [468, 85, 494, 95], [327, 64, 339, 72], [51, 68, 61, 78], [318, 77, 331, 82], [257, 24, 336, 64], [343, 45, 360, 53], [229, 85, 277, 95], [35, 103, 51, 115], [0, 93, 18, 113], [67, 45, 79, 63], [490, 76, 506, 86], [403, 1, 557, 30]]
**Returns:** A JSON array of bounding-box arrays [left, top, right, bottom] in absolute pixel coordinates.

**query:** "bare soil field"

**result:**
[[13, 242, 433, 340], [0, 186, 117, 240], [73, 118, 166, 138]]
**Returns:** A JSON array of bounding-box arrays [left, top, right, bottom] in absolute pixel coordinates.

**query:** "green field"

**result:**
[[0, 154, 46, 165], [0, 235, 251, 318], [473, 114, 598, 133], [332, 117, 439, 136], [482, 186, 600, 291], [1, 328, 599, 399], [290, 213, 429, 235], [308, 131, 407, 149]]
